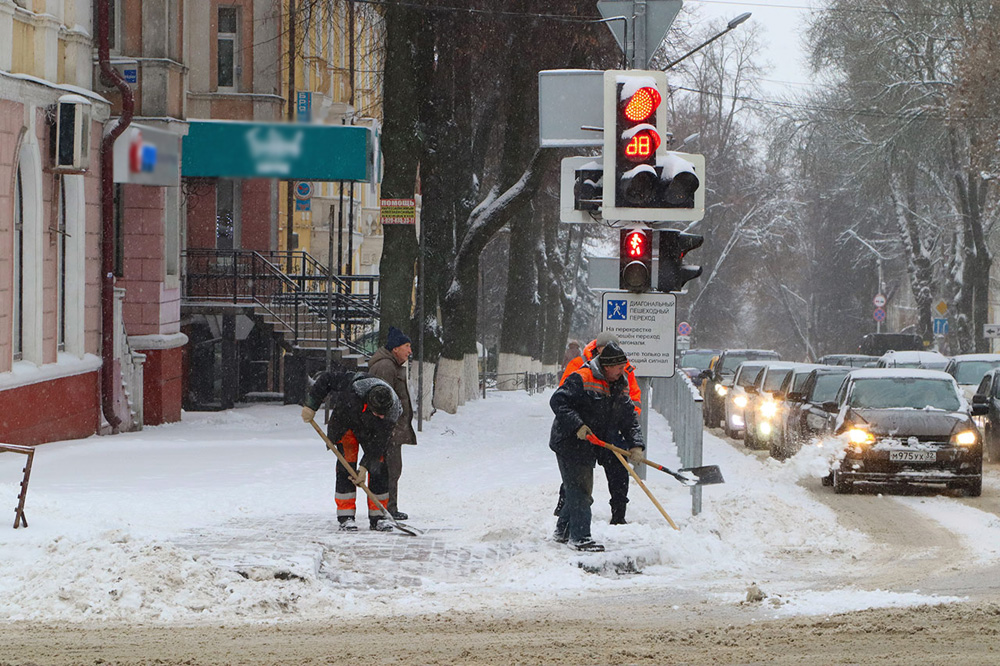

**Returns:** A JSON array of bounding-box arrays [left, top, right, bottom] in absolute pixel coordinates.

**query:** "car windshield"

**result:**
[[848, 378, 961, 411], [791, 372, 812, 392], [681, 352, 716, 371], [737, 366, 763, 387], [719, 354, 752, 375], [952, 360, 1000, 385], [810, 373, 847, 402], [764, 369, 792, 392]]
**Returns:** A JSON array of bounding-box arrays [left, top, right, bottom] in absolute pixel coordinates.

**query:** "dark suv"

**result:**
[[702, 349, 781, 428], [776, 367, 850, 460]]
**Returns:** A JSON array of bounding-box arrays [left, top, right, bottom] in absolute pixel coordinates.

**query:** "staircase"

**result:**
[[181, 249, 379, 366]]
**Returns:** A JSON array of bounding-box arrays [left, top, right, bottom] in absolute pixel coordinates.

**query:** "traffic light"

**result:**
[[573, 165, 603, 211], [658, 229, 703, 292], [619, 228, 653, 292]]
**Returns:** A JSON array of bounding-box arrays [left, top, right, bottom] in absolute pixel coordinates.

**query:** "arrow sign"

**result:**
[[597, 0, 682, 68]]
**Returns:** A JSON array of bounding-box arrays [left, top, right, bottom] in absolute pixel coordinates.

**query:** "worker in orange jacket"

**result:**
[[555, 331, 642, 524]]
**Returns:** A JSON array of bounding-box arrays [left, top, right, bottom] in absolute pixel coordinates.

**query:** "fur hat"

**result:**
[[598, 341, 628, 367], [366, 384, 395, 416], [595, 331, 620, 348], [386, 326, 411, 351]]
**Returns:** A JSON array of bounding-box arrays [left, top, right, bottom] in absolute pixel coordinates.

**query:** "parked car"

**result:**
[[777, 367, 851, 460], [702, 349, 781, 428], [679, 348, 722, 380], [945, 354, 1000, 400], [743, 362, 808, 450], [722, 362, 770, 439], [824, 369, 986, 495], [816, 354, 879, 367], [972, 368, 1000, 463], [877, 350, 950, 370], [859, 332, 924, 356]]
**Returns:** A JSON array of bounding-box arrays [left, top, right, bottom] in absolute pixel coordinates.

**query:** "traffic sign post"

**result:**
[[873, 307, 886, 323], [601, 291, 676, 377], [873, 294, 886, 308]]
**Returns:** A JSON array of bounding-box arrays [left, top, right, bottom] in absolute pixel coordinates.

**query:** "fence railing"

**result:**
[[650, 372, 705, 515]]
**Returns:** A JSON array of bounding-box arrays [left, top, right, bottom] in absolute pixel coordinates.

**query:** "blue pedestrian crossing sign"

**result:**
[[933, 317, 949, 335], [607, 299, 628, 320]]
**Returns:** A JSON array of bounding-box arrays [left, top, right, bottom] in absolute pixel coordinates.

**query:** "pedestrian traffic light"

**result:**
[[603, 70, 667, 222], [658, 229, 703, 292], [620, 228, 653, 292]]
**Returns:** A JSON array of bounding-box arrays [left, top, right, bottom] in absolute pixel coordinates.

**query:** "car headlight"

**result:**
[[846, 428, 875, 445], [715, 384, 729, 397], [952, 430, 977, 446], [760, 401, 778, 418], [733, 395, 748, 408]]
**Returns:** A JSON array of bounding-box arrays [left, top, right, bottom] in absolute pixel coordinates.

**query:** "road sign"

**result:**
[[677, 321, 692, 336], [596, 0, 683, 68], [873, 294, 886, 308], [538, 70, 604, 147], [934, 299, 948, 316], [873, 307, 886, 322], [984, 324, 1000, 339], [933, 317, 949, 335], [601, 291, 676, 377]]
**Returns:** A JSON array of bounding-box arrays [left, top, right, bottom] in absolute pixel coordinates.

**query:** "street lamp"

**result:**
[[661, 13, 752, 71]]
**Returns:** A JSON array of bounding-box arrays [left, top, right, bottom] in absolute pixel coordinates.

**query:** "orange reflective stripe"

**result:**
[[339, 431, 359, 462], [575, 367, 611, 396]]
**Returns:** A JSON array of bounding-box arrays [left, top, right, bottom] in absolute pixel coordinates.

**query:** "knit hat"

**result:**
[[386, 326, 411, 351], [595, 331, 620, 348], [598, 341, 628, 367], [366, 384, 395, 416]]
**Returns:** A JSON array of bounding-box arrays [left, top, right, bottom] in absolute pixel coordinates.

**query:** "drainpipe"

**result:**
[[97, 0, 133, 431]]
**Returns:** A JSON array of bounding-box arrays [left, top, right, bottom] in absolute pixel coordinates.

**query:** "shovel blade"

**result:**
[[678, 465, 725, 486], [390, 521, 424, 537]]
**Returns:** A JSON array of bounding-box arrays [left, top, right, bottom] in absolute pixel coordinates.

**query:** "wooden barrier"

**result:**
[[1, 444, 35, 528]]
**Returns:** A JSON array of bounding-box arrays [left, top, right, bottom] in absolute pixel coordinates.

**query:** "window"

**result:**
[[165, 187, 180, 282], [216, 180, 238, 250], [57, 178, 67, 351], [93, 0, 122, 53], [217, 7, 239, 90], [13, 167, 23, 362]]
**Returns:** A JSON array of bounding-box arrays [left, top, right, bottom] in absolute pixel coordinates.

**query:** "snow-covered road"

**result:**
[[3, 389, 999, 628]]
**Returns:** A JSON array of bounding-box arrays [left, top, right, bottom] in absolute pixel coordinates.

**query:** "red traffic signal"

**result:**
[[620, 229, 653, 292], [622, 86, 661, 122]]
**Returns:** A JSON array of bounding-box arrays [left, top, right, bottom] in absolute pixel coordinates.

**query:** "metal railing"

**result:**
[[114, 288, 145, 430], [1, 444, 35, 528], [650, 372, 705, 515], [181, 249, 379, 352]]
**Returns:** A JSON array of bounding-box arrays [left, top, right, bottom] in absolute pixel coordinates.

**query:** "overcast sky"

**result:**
[[685, 0, 819, 96]]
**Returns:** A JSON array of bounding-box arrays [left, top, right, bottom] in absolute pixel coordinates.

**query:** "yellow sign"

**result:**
[[934, 299, 948, 316], [380, 198, 416, 225]]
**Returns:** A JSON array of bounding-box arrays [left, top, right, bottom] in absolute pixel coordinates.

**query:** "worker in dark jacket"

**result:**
[[301, 370, 402, 532], [367, 326, 417, 521], [549, 342, 644, 552]]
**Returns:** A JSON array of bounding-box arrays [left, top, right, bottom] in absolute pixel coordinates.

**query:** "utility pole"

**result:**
[[285, 0, 296, 274]]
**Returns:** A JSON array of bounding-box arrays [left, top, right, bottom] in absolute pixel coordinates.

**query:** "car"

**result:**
[[679, 348, 722, 380], [722, 362, 773, 439], [945, 354, 1000, 400], [702, 349, 781, 428], [743, 362, 810, 451], [877, 350, 950, 370], [777, 367, 851, 460], [824, 368, 986, 495], [972, 368, 1000, 463], [859, 332, 924, 356], [815, 354, 879, 367]]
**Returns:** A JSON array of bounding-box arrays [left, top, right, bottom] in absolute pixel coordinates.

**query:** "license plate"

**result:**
[[889, 450, 936, 462]]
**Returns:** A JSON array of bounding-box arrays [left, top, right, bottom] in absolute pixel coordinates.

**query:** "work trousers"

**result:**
[[384, 440, 403, 513], [554, 453, 595, 543], [334, 431, 389, 519], [595, 446, 630, 513]]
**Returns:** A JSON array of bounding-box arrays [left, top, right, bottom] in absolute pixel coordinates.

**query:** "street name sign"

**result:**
[[984, 324, 1000, 339], [602, 291, 676, 377]]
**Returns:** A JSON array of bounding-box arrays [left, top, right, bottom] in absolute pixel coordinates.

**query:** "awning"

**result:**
[[181, 120, 374, 181]]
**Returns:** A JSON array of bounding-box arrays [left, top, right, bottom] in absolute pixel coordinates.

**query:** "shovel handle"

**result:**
[[586, 434, 693, 485], [609, 449, 680, 531]]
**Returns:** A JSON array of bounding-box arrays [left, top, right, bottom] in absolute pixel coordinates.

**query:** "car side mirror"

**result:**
[[787, 391, 804, 402], [772, 390, 785, 401], [822, 401, 840, 413], [745, 386, 758, 395], [973, 393, 989, 406], [972, 403, 989, 416]]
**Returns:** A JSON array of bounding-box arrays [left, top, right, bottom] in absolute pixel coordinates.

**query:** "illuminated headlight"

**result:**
[[759, 422, 773, 436], [733, 395, 749, 408], [846, 428, 875, 445], [952, 430, 977, 446], [715, 384, 729, 397], [760, 401, 778, 418]]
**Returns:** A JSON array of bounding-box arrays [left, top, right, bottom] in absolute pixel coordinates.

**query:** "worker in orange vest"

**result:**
[[555, 331, 642, 524]]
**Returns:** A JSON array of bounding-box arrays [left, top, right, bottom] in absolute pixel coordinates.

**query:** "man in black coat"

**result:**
[[549, 342, 644, 552], [302, 370, 402, 531]]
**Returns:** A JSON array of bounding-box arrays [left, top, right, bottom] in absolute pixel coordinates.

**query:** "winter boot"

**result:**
[[338, 517, 358, 532], [391, 510, 409, 521], [370, 517, 394, 532], [610, 505, 628, 525], [552, 528, 569, 544], [570, 538, 605, 552]]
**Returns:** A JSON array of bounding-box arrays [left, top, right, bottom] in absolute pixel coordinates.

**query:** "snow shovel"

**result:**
[[309, 419, 424, 537], [586, 434, 725, 486]]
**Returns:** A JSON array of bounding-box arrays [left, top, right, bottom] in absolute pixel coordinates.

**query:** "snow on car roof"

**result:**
[[948, 353, 1000, 362], [879, 350, 948, 361], [848, 368, 956, 381]]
